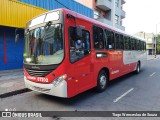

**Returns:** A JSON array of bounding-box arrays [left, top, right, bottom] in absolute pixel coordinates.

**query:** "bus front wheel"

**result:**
[[95, 70, 108, 92]]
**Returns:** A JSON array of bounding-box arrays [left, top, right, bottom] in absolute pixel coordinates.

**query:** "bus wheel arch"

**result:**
[[95, 68, 109, 92], [101, 67, 110, 80]]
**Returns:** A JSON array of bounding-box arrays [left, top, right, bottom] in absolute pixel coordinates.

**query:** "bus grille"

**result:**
[[26, 69, 51, 77]]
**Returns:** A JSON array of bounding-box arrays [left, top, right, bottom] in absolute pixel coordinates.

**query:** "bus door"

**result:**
[[69, 26, 93, 93]]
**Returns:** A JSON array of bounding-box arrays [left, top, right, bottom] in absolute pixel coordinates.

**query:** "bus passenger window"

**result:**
[[144, 42, 146, 50], [120, 34, 124, 50], [134, 39, 137, 50], [128, 37, 131, 50], [124, 36, 129, 50], [131, 38, 135, 50], [140, 41, 144, 50], [136, 40, 140, 50], [82, 30, 91, 55], [93, 26, 104, 49], [69, 27, 91, 63], [115, 33, 120, 49], [105, 30, 114, 49]]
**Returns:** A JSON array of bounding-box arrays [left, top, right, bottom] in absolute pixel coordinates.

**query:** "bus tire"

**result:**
[[135, 62, 140, 74], [95, 70, 108, 92]]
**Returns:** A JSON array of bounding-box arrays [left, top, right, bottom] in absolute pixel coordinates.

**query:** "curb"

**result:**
[[0, 88, 31, 99], [147, 57, 160, 61]]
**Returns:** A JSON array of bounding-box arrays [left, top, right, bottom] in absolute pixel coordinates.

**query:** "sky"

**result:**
[[123, 0, 160, 34]]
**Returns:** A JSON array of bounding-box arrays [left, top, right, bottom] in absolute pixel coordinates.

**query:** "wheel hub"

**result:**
[[100, 75, 106, 88]]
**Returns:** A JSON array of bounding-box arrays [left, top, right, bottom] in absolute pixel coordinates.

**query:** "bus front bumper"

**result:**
[[24, 77, 68, 98]]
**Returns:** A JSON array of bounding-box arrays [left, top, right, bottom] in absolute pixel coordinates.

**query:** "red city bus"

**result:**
[[23, 8, 146, 98]]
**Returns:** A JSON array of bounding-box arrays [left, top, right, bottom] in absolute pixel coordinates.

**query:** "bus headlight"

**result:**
[[53, 74, 67, 87]]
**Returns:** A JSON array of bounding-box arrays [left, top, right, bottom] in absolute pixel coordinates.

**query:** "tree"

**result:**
[[157, 34, 160, 52]]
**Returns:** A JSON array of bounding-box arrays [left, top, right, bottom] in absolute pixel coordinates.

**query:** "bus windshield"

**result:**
[[24, 23, 64, 65]]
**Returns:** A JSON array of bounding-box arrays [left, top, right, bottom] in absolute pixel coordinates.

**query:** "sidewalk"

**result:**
[[0, 69, 26, 95], [147, 55, 160, 60]]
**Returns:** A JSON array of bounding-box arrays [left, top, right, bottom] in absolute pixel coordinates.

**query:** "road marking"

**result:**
[[150, 72, 156, 77], [113, 88, 134, 103]]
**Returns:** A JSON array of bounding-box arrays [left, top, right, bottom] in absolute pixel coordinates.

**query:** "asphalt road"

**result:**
[[0, 59, 160, 120]]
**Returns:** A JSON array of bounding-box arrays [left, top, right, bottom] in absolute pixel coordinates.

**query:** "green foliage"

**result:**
[[157, 34, 160, 52]]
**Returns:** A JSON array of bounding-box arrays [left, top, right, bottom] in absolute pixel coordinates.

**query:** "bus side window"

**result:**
[[69, 27, 76, 49], [141, 41, 144, 51], [131, 38, 135, 50], [82, 30, 91, 55], [93, 26, 104, 49], [140, 41, 142, 50], [128, 37, 131, 50], [105, 29, 115, 49], [135, 39, 137, 50], [115, 33, 120, 49], [144, 42, 146, 50], [120, 34, 124, 50], [124, 36, 129, 50], [136, 40, 140, 50], [69, 26, 91, 63]]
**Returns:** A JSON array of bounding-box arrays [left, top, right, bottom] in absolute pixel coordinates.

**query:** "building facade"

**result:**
[[0, 0, 93, 70], [0, 0, 47, 70], [76, 0, 126, 31], [19, 0, 93, 18], [135, 32, 156, 55]]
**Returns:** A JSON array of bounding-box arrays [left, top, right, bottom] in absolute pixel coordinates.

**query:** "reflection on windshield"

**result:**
[[24, 24, 64, 65]]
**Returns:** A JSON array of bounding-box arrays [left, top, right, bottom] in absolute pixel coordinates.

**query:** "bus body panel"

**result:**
[[24, 77, 68, 97]]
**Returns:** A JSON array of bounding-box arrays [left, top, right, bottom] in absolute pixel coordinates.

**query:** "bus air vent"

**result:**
[[26, 69, 51, 77]]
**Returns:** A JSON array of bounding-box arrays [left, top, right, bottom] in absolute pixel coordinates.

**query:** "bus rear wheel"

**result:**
[[95, 70, 108, 92], [135, 62, 140, 74]]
